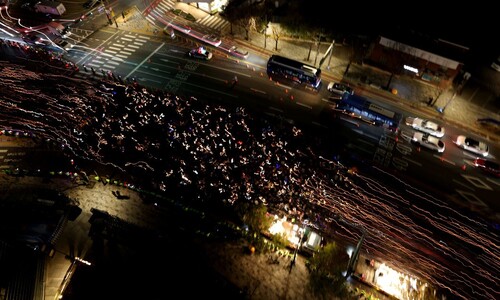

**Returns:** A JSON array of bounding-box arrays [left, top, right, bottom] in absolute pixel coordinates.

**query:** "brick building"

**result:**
[[366, 35, 468, 89]]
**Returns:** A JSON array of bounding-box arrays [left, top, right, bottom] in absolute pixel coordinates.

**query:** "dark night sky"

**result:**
[[310, 1, 499, 62]]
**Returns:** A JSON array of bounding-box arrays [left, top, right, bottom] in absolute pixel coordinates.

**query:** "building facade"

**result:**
[[367, 36, 465, 89]]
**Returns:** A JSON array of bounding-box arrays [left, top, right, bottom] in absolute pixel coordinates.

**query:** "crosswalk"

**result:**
[[196, 15, 229, 32], [145, 0, 229, 32], [145, 0, 176, 25], [82, 33, 151, 73]]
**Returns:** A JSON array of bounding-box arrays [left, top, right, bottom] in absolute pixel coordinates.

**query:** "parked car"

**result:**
[[473, 158, 500, 177], [327, 82, 354, 96], [187, 46, 212, 60], [405, 117, 445, 138], [202, 34, 221, 47], [229, 46, 249, 59], [455, 135, 489, 157], [412, 132, 445, 153]]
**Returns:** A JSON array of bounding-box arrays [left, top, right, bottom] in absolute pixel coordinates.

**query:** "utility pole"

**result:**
[[289, 202, 307, 273], [314, 33, 322, 66], [437, 91, 457, 114], [437, 72, 470, 114], [327, 39, 335, 70], [263, 21, 269, 49], [346, 228, 365, 277], [319, 39, 335, 69], [289, 225, 304, 273]]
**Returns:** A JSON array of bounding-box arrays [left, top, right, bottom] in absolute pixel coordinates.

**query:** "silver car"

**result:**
[[327, 82, 353, 96], [412, 132, 445, 153], [455, 135, 489, 157], [229, 46, 249, 59], [405, 117, 445, 138]]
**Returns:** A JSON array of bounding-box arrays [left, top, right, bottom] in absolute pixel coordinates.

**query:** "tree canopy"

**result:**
[[307, 241, 350, 298]]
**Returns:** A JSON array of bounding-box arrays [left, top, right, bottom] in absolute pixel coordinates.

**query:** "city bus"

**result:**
[[333, 94, 402, 133], [266, 55, 322, 92]]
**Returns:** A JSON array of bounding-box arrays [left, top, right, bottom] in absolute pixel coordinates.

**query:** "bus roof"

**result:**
[[341, 94, 402, 120], [269, 55, 320, 76]]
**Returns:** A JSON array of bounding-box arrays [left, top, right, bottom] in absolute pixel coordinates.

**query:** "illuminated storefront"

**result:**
[[357, 259, 433, 300], [268, 215, 322, 252], [269, 215, 433, 299]]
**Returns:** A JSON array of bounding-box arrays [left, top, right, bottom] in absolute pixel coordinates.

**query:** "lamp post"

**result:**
[[289, 224, 304, 273], [437, 72, 470, 114], [437, 91, 457, 114], [314, 33, 322, 66], [327, 39, 335, 70], [346, 228, 365, 278], [263, 22, 269, 49]]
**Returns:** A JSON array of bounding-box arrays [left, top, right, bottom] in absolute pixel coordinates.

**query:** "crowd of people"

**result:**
[[70, 79, 349, 227], [0, 38, 79, 75]]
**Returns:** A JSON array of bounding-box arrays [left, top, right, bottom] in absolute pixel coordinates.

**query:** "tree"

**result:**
[[253, 0, 276, 49], [271, 232, 288, 249], [271, 25, 284, 51], [221, 0, 242, 35], [313, 30, 325, 66], [236, 16, 257, 41], [307, 241, 350, 298], [240, 203, 273, 235], [221, 0, 254, 35]]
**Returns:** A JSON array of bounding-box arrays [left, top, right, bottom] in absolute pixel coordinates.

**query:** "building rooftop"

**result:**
[[379, 27, 469, 64]]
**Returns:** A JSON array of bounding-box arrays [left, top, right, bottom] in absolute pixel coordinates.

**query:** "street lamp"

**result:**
[[263, 22, 269, 49], [346, 228, 365, 278], [437, 72, 471, 114], [289, 224, 304, 273]]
